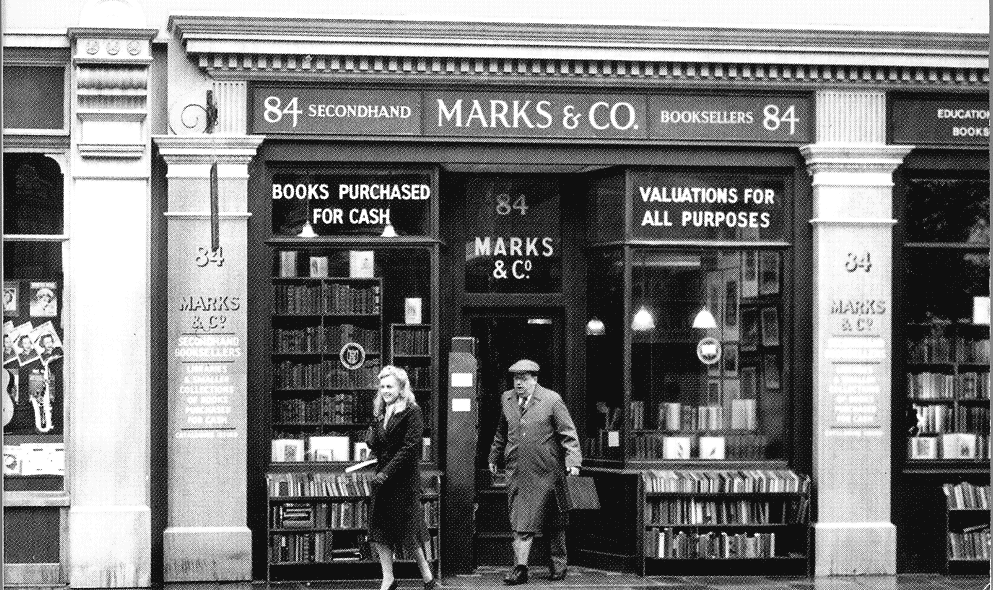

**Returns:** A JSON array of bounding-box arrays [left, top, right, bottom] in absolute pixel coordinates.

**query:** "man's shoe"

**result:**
[[548, 568, 567, 581], [503, 565, 528, 585]]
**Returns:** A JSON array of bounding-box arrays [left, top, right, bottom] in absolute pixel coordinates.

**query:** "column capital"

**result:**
[[801, 144, 914, 177], [152, 135, 265, 167]]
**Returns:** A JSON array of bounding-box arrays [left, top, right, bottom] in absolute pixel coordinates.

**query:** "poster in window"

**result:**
[[722, 379, 740, 406], [741, 307, 759, 351], [3, 282, 18, 316], [14, 322, 39, 367], [3, 321, 16, 366], [722, 343, 739, 377], [707, 379, 721, 404], [763, 353, 781, 390], [759, 252, 780, 295], [741, 252, 758, 298], [723, 276, 739, 341], [31, 322, 63, 365], [760, 306, 780, 347], [29, 282, 58, 318]]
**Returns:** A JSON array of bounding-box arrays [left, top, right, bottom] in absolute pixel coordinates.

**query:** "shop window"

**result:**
[[3, 153, 65, 490], [2, 66, 65, 131], [586, 248, 788, 462], [902, 177, 990, 465]]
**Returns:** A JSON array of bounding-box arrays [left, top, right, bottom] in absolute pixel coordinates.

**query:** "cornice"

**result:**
[[167, 16, 989, 90], [152, 135, 264, 165], [801, 144, 915, 175]]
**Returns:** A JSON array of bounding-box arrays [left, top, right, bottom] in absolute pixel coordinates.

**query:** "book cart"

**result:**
[[266, 241, 440, 581], [941, 481, 990, 574], [574, 169, 811, 576]]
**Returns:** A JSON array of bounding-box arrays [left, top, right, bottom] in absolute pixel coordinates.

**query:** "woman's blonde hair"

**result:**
[[373, 365, 418, 419]]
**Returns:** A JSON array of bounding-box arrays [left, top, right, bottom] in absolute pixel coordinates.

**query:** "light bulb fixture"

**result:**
[[631, 306, 656, 332], [381, 223, 397, 237], [586, 317, 605, 336], [297, 221, 317, 238], [692, 307, 717, 329]]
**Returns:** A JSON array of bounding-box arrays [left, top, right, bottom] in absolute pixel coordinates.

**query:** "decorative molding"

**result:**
[[152, 135, 264, 166], [801, 144, 914, 176], [77, 143, 145, 159], [2, 133, 71, 153], [815, 90, 886, 144], [212, 81, 248, 135], [168, 15, 989, 90], [75, 64, 148, 111], [2, 45, 71, 65]]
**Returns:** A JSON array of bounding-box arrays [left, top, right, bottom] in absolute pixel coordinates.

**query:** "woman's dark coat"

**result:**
[[367, 403, 428, 550]]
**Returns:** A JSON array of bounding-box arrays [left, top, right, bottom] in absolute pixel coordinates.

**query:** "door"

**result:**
[[467, 309, 563, 566]]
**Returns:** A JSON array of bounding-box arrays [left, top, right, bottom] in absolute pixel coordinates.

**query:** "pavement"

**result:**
[[155, 567, 990, 590]]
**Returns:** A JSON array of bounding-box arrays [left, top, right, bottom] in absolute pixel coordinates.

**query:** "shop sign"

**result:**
[[463, 176, 561, 293], [629, 171, 787, 241], [424, 91, 649, 139], [251, 87, 813, 143], [271, 172, 432, 236], [648, 95, 811, 142], [890, 96, 990, 146], [252, 87, 421, 135]]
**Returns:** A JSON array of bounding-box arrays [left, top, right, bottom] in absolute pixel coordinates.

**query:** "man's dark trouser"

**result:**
[[512, 501, 567, 572]]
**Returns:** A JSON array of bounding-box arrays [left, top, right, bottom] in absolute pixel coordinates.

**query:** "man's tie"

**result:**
[[518, 396, 528, 414]]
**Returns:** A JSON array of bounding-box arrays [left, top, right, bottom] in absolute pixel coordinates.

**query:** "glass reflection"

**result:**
[[906, 178, 989, 244]]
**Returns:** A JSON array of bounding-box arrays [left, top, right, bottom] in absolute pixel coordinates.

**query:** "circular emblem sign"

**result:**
[[339, 342, 366, 370], [696, 337, 722, 365]]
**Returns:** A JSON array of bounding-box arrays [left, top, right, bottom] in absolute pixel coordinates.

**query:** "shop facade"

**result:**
[[2, 1, 988, 586]]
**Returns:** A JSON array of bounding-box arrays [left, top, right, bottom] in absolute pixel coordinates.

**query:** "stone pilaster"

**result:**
[[152, 134, 263, 581], [65, 20, 156, 589], [802, 90, 912, 576]]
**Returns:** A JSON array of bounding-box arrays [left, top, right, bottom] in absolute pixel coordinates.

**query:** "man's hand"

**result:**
[[566, 466, 579, 476], [489, 462, 498, 475], [372, 472, 387, 486]]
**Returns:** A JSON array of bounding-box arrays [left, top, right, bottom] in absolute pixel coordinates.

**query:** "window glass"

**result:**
[[904, 251, 989, 324], [905, 179, 989, 244], [626, 249, 785, 461], [584, 248, 625, 460], [3, 154, 64, 235], [2, 66, 64, 130]]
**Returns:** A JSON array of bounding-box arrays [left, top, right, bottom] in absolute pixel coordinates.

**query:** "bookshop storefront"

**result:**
[[2, 9, 988, 588]]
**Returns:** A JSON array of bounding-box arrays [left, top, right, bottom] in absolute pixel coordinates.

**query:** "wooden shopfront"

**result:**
[[241, 85, 817, 578]]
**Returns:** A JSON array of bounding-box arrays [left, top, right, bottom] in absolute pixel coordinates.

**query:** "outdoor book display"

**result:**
[[639, 470, 810, 573], [266, 471, 441, 580], [942, 481, 990, 573]]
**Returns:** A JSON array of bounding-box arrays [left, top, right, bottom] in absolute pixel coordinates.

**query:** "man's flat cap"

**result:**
[[508, 359, 540, 373]]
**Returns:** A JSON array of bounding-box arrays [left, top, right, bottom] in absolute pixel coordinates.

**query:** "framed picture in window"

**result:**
[[723, 276, 739, 341], [741, 307, 759, 351], [742, 252, 758, 298], [759, 252, 780, 296], [722, 343, 739, 377], [760, 306, 780, 347], [763, 353, 781, 390], [3, 282, 18, 317], [740, 366, 758, 399]]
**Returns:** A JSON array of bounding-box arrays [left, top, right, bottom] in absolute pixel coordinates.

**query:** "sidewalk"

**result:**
[[243, 566, 991, 590]]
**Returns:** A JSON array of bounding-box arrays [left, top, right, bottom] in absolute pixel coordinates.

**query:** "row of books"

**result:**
[[956, 407, 990, 432], [629, 401, 758, 432], [630, 433, 770, 461], [398, 366, 432, 388], [270, 501, 370, 529], [907, 336, 990, 364], [911, 404, 955, 433], [644, 499, 806, 526], [277, 251, 375, 280], [274, 284, 381, 315], [943, 482, 990, 510], [269, 532, 440, 564], [274, 325, 381, 355], [907, 372, 990, 399], [947, 527, 990, 561], [641, 470, 810, 494], [268, 472, 375, 497], [274, 359, 382, 390], [908, 434, 989, 460], [276, 394, 361, 425], [644, 528, 779, 559], [392, 328, 431, 356]]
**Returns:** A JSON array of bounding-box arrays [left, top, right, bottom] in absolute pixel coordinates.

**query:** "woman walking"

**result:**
[[367, 365, 436, 590]]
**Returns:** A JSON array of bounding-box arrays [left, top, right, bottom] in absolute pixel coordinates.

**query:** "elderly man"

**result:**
[[488, 359, 581, 585]]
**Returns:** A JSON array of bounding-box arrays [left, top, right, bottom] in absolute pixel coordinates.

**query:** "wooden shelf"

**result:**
[[272, 423, 370, 428], [644, 491, 805, 497], [645, 523, 804, 528]]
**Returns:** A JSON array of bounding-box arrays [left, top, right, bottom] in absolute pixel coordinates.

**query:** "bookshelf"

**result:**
[[941, 481, 990, 573], [266, 470, 442, 581], [905, 322, 990, 465], [271, 267, 382, 464], [638, 469, 810, 575], [389, 323, 433, 461]]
